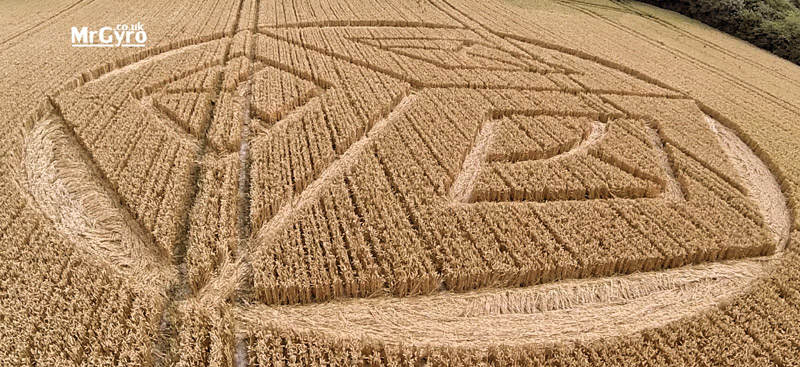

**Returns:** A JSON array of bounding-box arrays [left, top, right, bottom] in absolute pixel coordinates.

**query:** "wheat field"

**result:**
[[1, 0, 799, 365]]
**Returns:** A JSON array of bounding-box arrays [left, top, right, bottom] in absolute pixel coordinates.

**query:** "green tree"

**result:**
[[640, 0, 800, 64]]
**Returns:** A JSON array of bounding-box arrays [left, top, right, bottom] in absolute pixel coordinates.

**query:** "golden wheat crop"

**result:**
[[2, 0, 799, 365]]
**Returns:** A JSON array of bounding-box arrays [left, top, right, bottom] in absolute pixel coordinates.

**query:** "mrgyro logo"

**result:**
[[71, 23, 146, 48]]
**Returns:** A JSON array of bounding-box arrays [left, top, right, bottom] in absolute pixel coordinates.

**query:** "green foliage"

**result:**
[[640, 0, 800, 64]]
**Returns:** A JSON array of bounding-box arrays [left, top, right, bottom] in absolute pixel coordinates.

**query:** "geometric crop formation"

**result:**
[[1, 0, 798, 366]]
